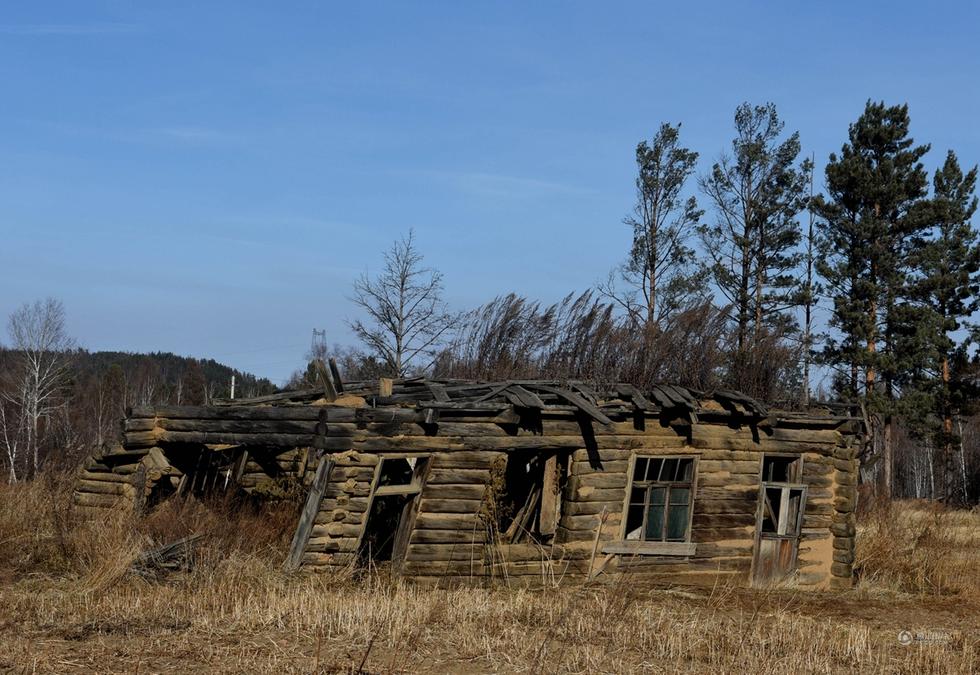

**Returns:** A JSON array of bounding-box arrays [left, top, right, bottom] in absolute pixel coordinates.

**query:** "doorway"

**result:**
[[752, 454, 807, 585], [357, 456, 430, 568]]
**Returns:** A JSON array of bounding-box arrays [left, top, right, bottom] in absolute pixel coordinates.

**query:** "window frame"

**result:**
[[355, 454, 433, 568], [756, 454, 807, 540], [614, 454, 698, 554]]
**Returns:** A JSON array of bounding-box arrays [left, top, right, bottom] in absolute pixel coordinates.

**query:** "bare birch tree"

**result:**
[[350, 231, 458, 377], [0, 298, 74, 480]]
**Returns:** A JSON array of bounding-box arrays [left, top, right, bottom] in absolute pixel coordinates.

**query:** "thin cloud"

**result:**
[[0, 23, 139, 36]]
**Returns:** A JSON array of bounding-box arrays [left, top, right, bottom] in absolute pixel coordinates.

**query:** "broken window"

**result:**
[[761, 455, 801, 483], [624, 456, 695, 542], [487, 451, 564, 544], [358, 456, 430, 565], [759, 455, 805, 537]]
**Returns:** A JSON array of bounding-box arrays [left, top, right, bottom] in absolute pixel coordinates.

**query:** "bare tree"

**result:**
[[0, 298, 74, 480], [600, 123, 706, 327], [350, 231, 458, 377]]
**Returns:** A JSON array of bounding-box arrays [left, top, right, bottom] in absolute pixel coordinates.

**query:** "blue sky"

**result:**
[[1, 2, 978, 386]]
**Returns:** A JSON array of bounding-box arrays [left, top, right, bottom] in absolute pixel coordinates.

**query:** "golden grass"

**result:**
[[1, 479, 977, 673]]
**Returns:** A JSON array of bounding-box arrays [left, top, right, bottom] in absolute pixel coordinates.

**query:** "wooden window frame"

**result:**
[[356, 454, 432, 567], [608, 454, 698, 556], [757, 454, 806, 539], [373, 456, 429, 497]]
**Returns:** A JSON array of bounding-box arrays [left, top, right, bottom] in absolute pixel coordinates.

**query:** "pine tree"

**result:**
[[813, 101, 930, 496], [699, 102, 811, 394], [909, 151, 980, 500]]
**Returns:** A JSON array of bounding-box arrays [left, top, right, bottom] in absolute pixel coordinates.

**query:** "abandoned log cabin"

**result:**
[[74, 375, 863, 589]]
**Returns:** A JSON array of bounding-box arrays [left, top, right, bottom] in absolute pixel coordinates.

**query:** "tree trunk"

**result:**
[[941, 355, 953, 502], [883, 414, 893, 499]]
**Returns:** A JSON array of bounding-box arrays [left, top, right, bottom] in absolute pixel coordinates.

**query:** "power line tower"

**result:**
[[310, 329, 327, 360]]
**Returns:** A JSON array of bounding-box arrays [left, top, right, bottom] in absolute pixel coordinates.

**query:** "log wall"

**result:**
[[292, 411, 859, 589], [80, 401, 861, 589]]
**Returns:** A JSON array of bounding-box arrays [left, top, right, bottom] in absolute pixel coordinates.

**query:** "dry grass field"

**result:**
[[1, 476, 978, 674]]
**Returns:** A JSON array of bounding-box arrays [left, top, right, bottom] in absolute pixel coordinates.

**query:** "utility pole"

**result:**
[[311, 329, 327, 360], [802, 152, 815, 408]]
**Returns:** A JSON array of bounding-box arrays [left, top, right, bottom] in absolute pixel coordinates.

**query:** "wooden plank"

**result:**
[[328, 358, 345, 394], [284, 457, 333, 570], [539, 454, 559, 537], [527, 384, 612, 425]]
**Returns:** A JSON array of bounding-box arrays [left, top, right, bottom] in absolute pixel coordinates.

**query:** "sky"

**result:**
[[1, 2, 978, 387]]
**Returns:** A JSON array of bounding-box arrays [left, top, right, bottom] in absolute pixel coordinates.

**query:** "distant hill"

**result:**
[[72, 350, 278, 404]]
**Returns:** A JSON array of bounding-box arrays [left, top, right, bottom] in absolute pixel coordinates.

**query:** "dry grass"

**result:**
[[1, 479, 978, 673]]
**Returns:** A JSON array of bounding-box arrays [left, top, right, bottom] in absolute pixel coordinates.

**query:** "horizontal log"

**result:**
[[421, 484, 486, 500], [121, 431, 160, 448], [123, 418, 156, 432], [567, 474, 628, 491], [158, 418, 318, 434], [696, 474, 760, 487], [305, 538, 359, 554], [691, 513, 755, 528], [399, 560, 489, 576], [569, 487, 625, 502], [572, 459, 629, 474], [405, 543, 486, 562], [425, 468, 491, 484], [310, 522, 364, 539], [694, 486, 759, 500], [430, 452, 504, 469], [77, 480, 134, 496], [692, 499, 757, 514], [157, 430, 318, 447], [418, 498, 484, 514], [697, 460, 762, 474], [687, 526, 755, 542], [130, 404, 325, 421], [111, 463, 141, 475], [564, 501, 622, 516], [414, 513, 483, 530], [80, 470, 133, 484], [410, 529, 488, 544], [561, 513, 621, 531]]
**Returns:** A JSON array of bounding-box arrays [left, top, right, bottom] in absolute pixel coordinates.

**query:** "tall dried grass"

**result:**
[[0, 479, 977, 673], [855, 499, 980, 597]]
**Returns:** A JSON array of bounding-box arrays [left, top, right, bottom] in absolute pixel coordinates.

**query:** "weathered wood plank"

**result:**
[[285, 457, 334, 570], [421, 484, 486, 500]]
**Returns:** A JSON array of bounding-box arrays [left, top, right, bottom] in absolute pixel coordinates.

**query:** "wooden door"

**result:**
[[752, 483, 807, 585]]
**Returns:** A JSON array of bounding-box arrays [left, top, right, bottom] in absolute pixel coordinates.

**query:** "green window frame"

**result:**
[[624, 456, 696, 543]]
